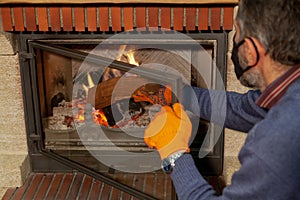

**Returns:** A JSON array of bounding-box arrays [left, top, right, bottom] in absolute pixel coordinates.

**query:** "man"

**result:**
[[144, 0, 300, 199]]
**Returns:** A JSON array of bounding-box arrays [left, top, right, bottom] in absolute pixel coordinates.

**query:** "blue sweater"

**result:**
[[172, 79, 300, 200]]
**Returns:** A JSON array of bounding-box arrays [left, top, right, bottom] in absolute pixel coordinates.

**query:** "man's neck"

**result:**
[[260, 58, 292, 90]]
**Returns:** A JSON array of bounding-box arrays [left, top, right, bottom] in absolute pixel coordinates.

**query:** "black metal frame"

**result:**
[[17, 32, 227, 199]]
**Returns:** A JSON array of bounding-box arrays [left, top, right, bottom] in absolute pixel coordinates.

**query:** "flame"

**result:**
[[72, 100, 85, 122], [87, 73, 95, 88], [82, 73, 95, 95], [116, 45, 127, 61], [93, 109, 109, 127], [73, 102, 109, 127], [126, 50, 139, 66]]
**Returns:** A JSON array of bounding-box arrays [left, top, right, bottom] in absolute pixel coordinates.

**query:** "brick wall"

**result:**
[[1, 5, 235, 32]]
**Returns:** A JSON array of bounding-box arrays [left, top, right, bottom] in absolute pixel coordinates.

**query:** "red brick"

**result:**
[[25, 7, 36, 31], [136, 7, 146, 28], [13, 7, 24, 31], [87, 7, 97, 31], [22, 174, 43, 199], [49, 7, 60, 31], [74, 7, 85, 32], [223, 7, 234, 31], [99, 7, 109, 31], [88, 179, 102, 199], [148, 7, 158, 28], [111, 6, 121, 31], [210, 7, 221, 30], [10, 174, 34, 199], [66, 173, 84, 199], [34, 174, 54, 199], [77, 175, 93, 199], [37, 7, 48, 31], [99, 183, 111, 199], [44, 174, 64, 199], [56, 174, 73, 199], [1, 188, 17, 200], [198, 7, 208, 30], [124, 7, 133, 31], [186, 7, 196, 31], [173, 7, 184, 31], [161, 7, 171, 30], [62, 7, 72, 31], [1, 7, 13, 31]]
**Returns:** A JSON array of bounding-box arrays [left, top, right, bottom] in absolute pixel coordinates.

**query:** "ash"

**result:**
[[47, 100, 74, 130], [116, 104, 161, 129], [46, 99, 162, 131]]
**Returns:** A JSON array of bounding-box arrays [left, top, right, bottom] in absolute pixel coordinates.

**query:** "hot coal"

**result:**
[[102, 98, 142, 126]]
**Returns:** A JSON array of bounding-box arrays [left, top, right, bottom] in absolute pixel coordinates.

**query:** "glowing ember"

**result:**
[[93, 109, 109, 127], [72, 100, 109, 127]]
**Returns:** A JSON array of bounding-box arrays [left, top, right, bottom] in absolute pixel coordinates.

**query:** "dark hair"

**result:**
[[236, 0, 300, 66]]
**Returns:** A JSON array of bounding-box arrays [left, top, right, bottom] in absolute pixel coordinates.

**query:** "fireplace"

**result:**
[[17, 30, 227, 199], [0, 2, 236, 199]]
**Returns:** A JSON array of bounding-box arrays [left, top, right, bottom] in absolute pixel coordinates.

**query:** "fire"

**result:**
[[93, 109, 109, 127], [72, 48, 172, 129], [72, 100, 85, 122], [126, 50, 139, 66], [82, 73, 95, 96], [116, 45, 139, 66], [72, 100, 109, 127]]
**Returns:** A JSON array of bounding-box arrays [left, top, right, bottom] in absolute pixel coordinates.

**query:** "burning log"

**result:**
[[86, 76, 171, 110]]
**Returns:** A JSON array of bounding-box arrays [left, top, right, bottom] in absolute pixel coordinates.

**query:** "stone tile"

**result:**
[[0, 154, 28, 194], [0, 54, 26, 138], [0, 154, 27, 172], [0, 135, 27, 153], [223, 156, 241, 185], [224, 128, 247, 157], [0, 24, 17, 54]]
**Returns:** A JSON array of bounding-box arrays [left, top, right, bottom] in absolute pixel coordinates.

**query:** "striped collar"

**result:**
[[256, 65, 300, 109]]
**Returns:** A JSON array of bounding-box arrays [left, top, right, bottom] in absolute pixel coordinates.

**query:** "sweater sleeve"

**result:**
[[171, 154, 220, 200], [181, 86, 267, 132], [171, 148, 293, 200]]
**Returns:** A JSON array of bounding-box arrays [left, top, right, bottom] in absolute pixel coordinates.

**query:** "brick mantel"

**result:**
[[0, 0, 238, 4], [1, 3, 237, 32]]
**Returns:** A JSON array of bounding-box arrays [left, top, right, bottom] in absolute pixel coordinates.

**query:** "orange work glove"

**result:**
[[144, 103, 192, 160], [132, 85, 172, 106]]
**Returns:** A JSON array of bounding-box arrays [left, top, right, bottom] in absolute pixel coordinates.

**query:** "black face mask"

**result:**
[[231, 37, 260, 80]]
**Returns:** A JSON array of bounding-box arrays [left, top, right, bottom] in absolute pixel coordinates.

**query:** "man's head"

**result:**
[[233, 0, 300, 89]]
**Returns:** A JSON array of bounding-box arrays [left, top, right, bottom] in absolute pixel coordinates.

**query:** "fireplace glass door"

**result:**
[[20, 32, 227, 200]]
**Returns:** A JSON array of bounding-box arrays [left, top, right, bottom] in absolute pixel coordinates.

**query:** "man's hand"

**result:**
[[144, 103, 192, 160]]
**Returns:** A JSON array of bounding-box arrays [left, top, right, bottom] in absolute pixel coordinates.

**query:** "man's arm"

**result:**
[[182, 86, 267, 132], [171, 146, 292, 200]]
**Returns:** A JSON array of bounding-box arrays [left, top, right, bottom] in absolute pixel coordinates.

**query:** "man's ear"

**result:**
[[244, 37, 265, 66]]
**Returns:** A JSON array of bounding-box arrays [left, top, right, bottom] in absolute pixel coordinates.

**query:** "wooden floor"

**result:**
[[2, 173, 225, 200]]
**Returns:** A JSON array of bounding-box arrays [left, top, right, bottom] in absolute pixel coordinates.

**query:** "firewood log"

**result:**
[[87, 76, 157, 109]]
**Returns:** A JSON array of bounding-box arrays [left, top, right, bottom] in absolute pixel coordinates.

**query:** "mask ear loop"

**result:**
[[247, 37, 260, 67]]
